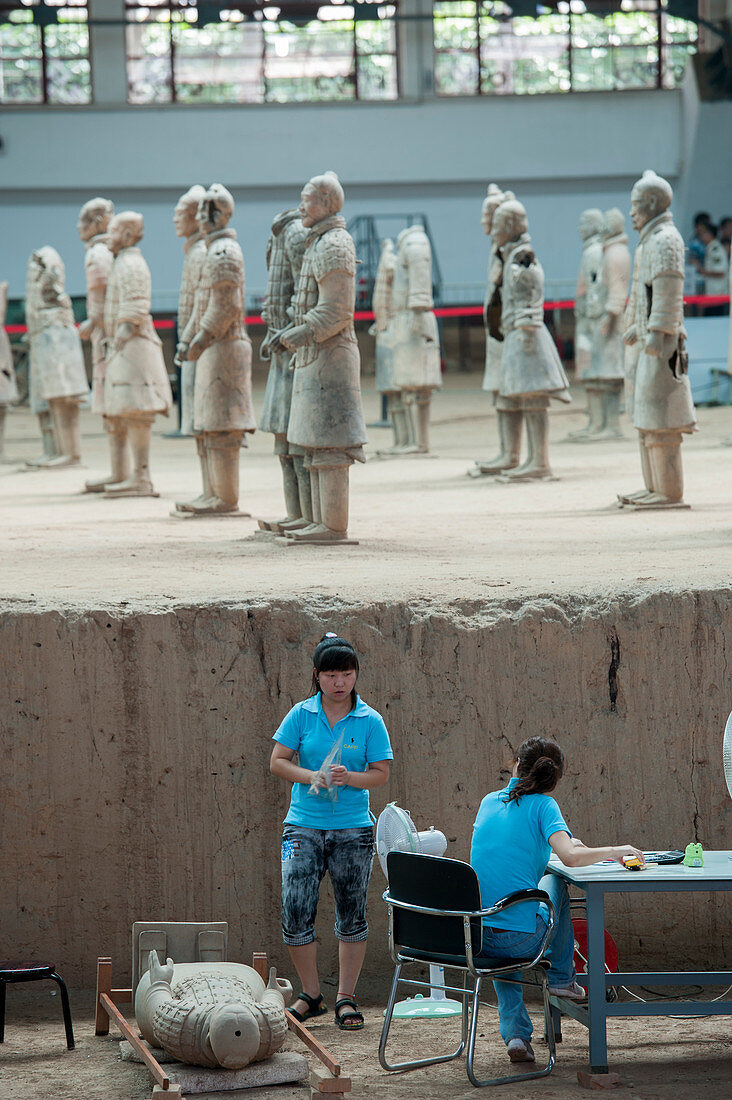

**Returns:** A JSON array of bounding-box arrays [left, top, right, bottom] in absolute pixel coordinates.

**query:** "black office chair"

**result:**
[[379, 852, 556, 1088], [0, 962, 75, 1050]]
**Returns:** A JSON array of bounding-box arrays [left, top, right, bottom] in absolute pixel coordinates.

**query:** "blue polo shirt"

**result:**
[[470, 778, 571, 932], [273, 694, 393, 829]]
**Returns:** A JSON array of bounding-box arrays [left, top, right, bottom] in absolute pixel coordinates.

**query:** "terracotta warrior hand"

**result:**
[[280, 323, 311, 351], [624, 323, 638, 346], [114, 321, 136, 351], [188, 328, 213, 360], [79, 318, 94, 340]]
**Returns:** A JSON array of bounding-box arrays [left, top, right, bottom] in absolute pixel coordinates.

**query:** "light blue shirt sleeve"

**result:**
[[365, 713, 393, 762], [273, 704, 303, 751], [538, 796, 571, 842]]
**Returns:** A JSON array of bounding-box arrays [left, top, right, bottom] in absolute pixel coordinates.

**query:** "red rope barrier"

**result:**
[[4, 295, 729, 336]]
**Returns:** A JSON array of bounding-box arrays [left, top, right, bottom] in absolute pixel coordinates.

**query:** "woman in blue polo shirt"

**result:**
[[471, 737, 644, 1066], [270, 633, 392, 1032]]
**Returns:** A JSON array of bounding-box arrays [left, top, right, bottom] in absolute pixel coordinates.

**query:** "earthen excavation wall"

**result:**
[[2, 589, 730, 994]]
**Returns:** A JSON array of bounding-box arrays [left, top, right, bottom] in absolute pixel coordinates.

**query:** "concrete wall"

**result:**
[[0, 91, 684, 304], [2, 590, 730, 994]]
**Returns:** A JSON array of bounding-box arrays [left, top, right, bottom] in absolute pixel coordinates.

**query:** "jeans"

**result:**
[[480, 873, 575, 1044], [280, 825, 374, 946]]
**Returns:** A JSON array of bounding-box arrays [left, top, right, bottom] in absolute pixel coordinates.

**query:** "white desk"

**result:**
[[546, 851, 732, 1072]]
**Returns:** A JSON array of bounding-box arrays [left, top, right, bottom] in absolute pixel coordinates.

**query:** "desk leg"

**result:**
[[586, 885, 608, 1073]]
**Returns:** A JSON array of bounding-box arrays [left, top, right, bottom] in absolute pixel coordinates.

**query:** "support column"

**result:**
[[398, 0, 436, 100], [88, 0, 128, 105]]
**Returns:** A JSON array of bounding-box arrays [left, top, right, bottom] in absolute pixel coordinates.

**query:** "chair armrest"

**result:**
[[383, 888, 484, 920], [483, 888, 551, 917]]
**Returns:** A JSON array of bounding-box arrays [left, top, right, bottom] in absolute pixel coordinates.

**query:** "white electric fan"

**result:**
[[376, 802, 463, 1018], [724, 710, 732, 800]]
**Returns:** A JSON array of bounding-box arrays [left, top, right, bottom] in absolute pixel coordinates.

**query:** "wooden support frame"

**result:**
[[95, 952, 351, 1099]]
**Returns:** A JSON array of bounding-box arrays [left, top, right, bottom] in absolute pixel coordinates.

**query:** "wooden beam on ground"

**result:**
[[286, 1010, 340, 1076], [310, 1066, 351, 1092], [95, 957, 112, 1036], [100, 993, 170, 1089]]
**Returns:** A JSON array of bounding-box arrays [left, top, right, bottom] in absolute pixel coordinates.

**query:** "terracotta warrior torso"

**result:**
[[287, 214, 367, 452], [85, 233, 114, 414], [390, 226, 441, 392], [104, 245, 172, 418], [259, 210, 307, 436]]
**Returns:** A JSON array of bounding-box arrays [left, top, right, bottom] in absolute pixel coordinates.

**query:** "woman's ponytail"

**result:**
[[505, 738, 564, 803]]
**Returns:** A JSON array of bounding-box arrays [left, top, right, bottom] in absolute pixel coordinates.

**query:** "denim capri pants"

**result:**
[[281, 824, 374, 947]]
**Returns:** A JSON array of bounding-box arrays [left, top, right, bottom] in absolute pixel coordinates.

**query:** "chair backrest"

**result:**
[[386, 852, 483, 957]]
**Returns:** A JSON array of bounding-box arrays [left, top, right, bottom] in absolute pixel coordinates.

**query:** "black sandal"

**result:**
[[288, 991, 327, 1023], [334, 995, 365, 1031]]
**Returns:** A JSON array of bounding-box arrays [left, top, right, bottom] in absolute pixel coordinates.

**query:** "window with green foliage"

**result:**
[[433, 0, 697, 96], [125, 1, 399, 104], [0, 0, 91, 104]]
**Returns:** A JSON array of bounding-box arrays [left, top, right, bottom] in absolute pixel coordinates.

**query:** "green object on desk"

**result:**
[[682, 842, 704, 868]]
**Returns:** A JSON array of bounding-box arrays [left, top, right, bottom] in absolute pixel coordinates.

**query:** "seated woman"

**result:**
[[470, 737, 643, 1065]]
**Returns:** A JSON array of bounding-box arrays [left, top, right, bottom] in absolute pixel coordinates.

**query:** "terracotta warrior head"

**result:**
[[174, 185, 206, 239], [108, 212, 144, 256], [77, 197, 114, 243], [31, 246, 66, 304], [630, 170, 673, 233], [603, 207, 626, 239], [578, 208, 604, 242], [481, 184, 515, 237], [492, 200, 529, 248], [196, 184, 234, 236], [299, 171, 344, 228]]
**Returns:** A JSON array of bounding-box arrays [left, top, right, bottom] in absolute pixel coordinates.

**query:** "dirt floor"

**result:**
[[1, 986, 730, 1100], [2, 374, 732, 609]]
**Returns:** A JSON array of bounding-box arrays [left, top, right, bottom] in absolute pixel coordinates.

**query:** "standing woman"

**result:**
[[270, 633, 392, 1031], [470, 737, 644, 1065]]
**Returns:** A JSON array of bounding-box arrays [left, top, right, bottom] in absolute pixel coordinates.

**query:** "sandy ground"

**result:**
[[1, 987, 730, 1100], [2, 375, 732, 610]]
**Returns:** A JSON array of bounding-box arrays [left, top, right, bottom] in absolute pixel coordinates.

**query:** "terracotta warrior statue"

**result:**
[[175, 184, 255, 514], [135, 952, 291, 1070], [257, 207, 309, 532], [26, 246, 88, 468], [173, 185, 207, 437], [24, 252, 57, 464], [472, 182, 516, 475], [77, 197, 118, 491], [488, 200, 571, 480], [275, 171, 367, 543], [619, 170, 696, 508], [589, 208, 632, 439], [103, 211, 173, 497], [371, 238, 402, 448], [0, 282, 19, 463], [568, 209, 605, 441], [389, 225, 441, 453]]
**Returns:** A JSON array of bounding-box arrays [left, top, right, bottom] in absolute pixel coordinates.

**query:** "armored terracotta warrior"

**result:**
[[24, 252, 58, 464], [103, 211, 173, 497], [0, 282, 19, 463], [173, 185, 207, 437], [568, 209, 605, 441], [586, 208, 632, 440], [26, 246, 88, 468], [489, 200, 571, 480], [619, 170, 696, 508], [371, 238, 403, 449], [389, 225, 441, 453], [77, 197, 119, 491], [472, 183, 516, 475], [135, 953, 290, 1070], [176, 184, 255, 514], [258, 207, 309, 532], [276, 171, 367, 544]]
